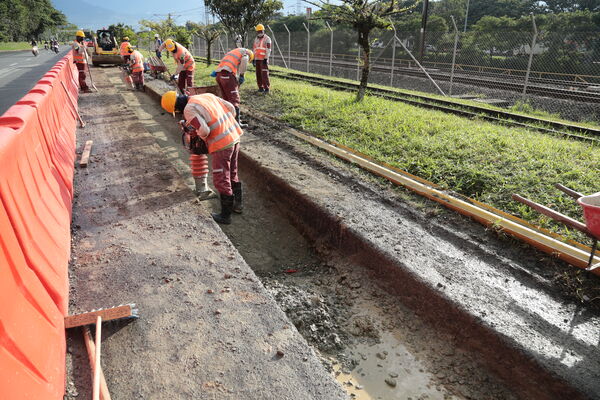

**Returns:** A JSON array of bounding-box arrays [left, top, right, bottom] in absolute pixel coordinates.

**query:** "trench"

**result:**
[[128, 83, 518, 400]]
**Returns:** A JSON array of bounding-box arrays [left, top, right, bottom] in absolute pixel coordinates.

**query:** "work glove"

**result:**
[[238, 75, 245, 85], [170, 74, 178, 81], [252, 59, 256, 67], [210, 70, 217, 77], [264, 58, 268, 66]]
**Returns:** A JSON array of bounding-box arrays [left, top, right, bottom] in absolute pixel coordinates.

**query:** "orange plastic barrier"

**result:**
[[0, 52, 79, 399]]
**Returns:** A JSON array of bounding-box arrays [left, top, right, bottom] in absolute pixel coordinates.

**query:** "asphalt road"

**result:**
[[0, 47, 70, 116]]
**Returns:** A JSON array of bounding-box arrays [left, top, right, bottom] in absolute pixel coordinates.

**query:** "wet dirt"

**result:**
[[135, 76, 518, 400]]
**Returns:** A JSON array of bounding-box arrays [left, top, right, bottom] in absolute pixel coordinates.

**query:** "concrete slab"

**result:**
[[65, 68, 348, 400]]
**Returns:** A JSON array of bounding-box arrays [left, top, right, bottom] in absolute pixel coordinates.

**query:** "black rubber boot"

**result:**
[[212, 194, 234, 225], [232, 181, 243, 214], [235, 107, 248, 128]]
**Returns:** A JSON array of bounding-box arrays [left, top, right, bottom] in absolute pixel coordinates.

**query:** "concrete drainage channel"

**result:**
[[129, 74, 594, 400]]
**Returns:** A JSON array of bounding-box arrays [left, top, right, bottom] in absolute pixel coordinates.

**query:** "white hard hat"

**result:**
[[155, 33, 159, 38]]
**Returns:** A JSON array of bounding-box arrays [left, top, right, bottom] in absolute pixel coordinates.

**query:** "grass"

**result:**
[[0, 42, 32, 51], [154, 54, 599, 242]]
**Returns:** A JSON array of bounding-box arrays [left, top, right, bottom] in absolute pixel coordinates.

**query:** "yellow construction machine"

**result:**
[[88, 29, 122, 66]]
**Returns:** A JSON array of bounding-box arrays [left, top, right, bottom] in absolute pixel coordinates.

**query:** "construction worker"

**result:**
[[214, 48, 254, 124], [72, 31, 91, 93], [160, 91, 244, 224], [252, 24, 272, 93], [120, 36, 131, 63], [162, 39, 195, 92], [127, 45, 145, 90], [154, 33, 163, 58]]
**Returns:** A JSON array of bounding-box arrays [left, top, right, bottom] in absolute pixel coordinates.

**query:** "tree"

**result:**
[[308, 0, 417, 101], [139, 16, 177, 43], [205, 0, 283, 45], [187, 22, 221, 65], [108, 23, 136, 42], [0, 0, 66, 42]]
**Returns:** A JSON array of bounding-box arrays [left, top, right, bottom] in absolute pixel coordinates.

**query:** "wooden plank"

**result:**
[[80, 140, 93, 168], [83, 326, 112, 400], [93, 316, 102, 400], [65, 304, 134, 329]]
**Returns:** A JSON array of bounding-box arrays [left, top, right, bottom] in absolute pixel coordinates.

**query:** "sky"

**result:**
[[52, 0, 302, 30]]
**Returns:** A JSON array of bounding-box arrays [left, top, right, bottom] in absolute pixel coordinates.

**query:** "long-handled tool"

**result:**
[[60, 80, 86, 128], [83, 51, 99, 92]]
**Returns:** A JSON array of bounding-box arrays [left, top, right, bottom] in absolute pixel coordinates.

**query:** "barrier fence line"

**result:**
[[0, 51, 79, 399]]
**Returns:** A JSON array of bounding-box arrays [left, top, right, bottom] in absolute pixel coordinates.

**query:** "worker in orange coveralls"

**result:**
[[126, 45, 145, 90], [72, 31, 91, 93], [253, 24, 272, 93], [212, 48, 253, 125], [161, 91, 244, 224], [120, 36, 131, 63], [162, 39, 195, 93]]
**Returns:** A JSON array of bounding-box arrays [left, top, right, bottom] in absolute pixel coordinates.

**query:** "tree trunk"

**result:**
[[206, 41, 212, 65], [356, 29, 371, 102]]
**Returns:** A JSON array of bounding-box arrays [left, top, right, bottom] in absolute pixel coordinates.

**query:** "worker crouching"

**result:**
[[161, 91, 244, 224], [214, 48, 254, 125], [162, 39, 195, 93], [127, 45, 145, 90]]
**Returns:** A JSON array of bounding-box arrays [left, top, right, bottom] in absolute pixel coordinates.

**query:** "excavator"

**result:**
[[87, 29, 122, 66]]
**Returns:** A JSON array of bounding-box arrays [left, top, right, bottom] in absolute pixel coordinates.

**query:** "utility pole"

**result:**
[[418, 0, 429, 61]]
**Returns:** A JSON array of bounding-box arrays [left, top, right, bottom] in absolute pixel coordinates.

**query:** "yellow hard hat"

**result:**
[[161, 91, 177, 113], [165, 39, 175, 52], [246, 49, 254, 62], [123, 36, 129, 41], [255, 24, 265, 32], [75, 30, 85, 38]]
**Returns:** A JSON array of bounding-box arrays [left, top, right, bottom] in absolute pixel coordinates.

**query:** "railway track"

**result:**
[[283, 55, 600, 103], [268, 69, 600, 143]]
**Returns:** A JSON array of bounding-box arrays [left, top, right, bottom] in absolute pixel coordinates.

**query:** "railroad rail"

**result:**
[[280, 54, 600, 103], [268, 68, 600, 143]]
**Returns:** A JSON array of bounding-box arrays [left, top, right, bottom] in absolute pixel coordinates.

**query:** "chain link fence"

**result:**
[[190, 22, 600, 123]]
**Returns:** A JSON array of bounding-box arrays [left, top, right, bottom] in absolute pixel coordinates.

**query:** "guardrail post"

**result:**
[[302, 22, 310, 72], [449, 16, 459, 96], [522, 14, 538, 96], [284, 24, 291, 69], [325, 21, 333, 76]]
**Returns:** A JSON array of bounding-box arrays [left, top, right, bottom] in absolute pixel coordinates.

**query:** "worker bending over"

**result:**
[[253, 24, 271, 93], [127, 45, 145, 90], [120, 36, 131, 63], [162, 39, 195, 92], [214, 48, 254, 124], [72, 31, 91, 93], [161, 91, 244, 224]]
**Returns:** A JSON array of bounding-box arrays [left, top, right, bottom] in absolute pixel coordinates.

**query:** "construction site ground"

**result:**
[[66, 67, 600, 400]]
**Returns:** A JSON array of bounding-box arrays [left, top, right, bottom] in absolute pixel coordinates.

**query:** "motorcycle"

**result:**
[[31, 46, 39, 56], [51, 44, 59, 54]]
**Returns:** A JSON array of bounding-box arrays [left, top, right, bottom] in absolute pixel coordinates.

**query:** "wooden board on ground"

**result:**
[[65, 304, 136, 329], [80, 140, 93, 168]]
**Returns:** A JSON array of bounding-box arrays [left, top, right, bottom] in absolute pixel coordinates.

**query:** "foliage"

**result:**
[[140, 16, 177, 43], [308, 0, 418, 101], [187, 22, 221, 65], [205, 0, 283, 45], [108, 23, 137, 42], [0, 0, 66, 42]]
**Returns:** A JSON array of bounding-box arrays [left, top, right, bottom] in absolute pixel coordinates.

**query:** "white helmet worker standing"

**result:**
[[252, 24, 272, 93]]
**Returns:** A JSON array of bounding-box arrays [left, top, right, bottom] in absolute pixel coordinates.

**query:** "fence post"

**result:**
[[389, 19, 397, 87], [267, 25, 288, 68], [225, 33, 228, 51], [357, 44, 360, 81], [325, 21, 333, 76], [449, 16, 459, 96], [284, 24, 291, 69], [302, 22, 310, 72], [522, 14, 538, 96]]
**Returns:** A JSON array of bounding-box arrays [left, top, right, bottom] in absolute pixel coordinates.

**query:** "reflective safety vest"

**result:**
[[72, 40, 87, 64], [253, 35, 270, 60], [130, 50, 144, 73], [217, 48, 246, 75], [173, 43, 195, 71], [187, 94, 242, 154], [120, 41, 130, 56]]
